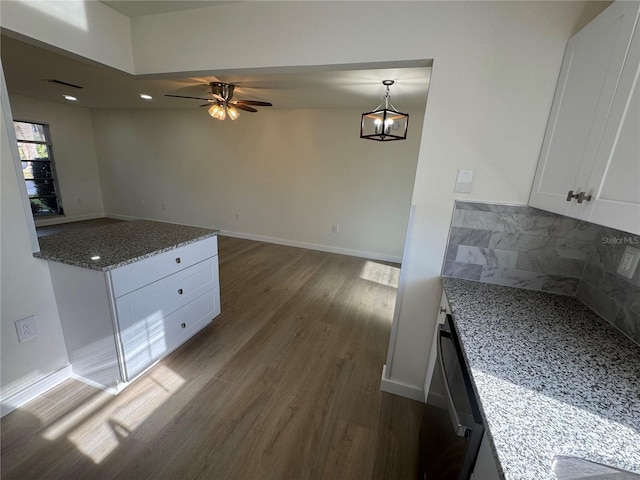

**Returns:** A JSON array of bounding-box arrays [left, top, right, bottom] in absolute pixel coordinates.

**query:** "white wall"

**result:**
[[1, 0, 612, 400], [1, 0, 134, 73], [1, 78, 69, 414], [9, 94, 105, 225], [91, 107, 424, 261]]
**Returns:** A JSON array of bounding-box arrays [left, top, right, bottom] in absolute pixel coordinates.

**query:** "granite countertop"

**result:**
[[442, 278, 640, 480], [34, 220, 219, 271]]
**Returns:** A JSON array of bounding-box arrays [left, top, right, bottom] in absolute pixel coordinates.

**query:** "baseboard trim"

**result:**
[[379, 365, 425, 401], [220, 230, 402, 263], [427, 391, 447, 409], [1, 365, 73, 417], [34, 213, 105, 227], [104, 213, 139, 221], [102, 214, 402, 263]]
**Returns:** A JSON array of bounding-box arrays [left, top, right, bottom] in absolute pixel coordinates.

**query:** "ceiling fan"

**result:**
[[165, 82, 272, 120]]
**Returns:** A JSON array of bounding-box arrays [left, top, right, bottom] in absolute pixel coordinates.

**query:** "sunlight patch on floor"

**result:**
[[40, 365, 185, 464], [359, 261, 400, 288], [41, 390, 113, 441]]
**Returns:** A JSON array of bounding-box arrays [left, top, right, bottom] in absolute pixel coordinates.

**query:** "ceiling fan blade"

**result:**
[[233, 100, 273, 107], [233, 104, 258, 113], [212, 93, 226, 102], [165, 94, 211, 101], [199, 103, 219, 107]]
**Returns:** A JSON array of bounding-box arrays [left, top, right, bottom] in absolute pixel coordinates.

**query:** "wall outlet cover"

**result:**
[[616, 245, 640, 279], [15, 315, 39, 343]]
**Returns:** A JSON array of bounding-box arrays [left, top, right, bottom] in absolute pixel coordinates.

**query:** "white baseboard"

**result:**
[[379, 365, 425, 402], [104, 213, 139, 221], [220, 230, 402, 263], [102, 214, 402, 263], [71, 374, 120, 395], [1, 365, 73, 417], [35, 213, 105, 227], [427, 391, 447, 409]]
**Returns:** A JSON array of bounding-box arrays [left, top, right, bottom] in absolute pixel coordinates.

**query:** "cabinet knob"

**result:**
[[175, 257, 181, 264], [178, 288, 183, 295], [181, 322, 186, 329], [576, 191, 592, 203], [566, 190, 578, 202]]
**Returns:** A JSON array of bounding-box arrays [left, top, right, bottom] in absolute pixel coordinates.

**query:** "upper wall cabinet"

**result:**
[[529, 1, 640, 235]]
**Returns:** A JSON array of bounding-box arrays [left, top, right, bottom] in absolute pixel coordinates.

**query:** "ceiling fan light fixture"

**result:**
[[360, 80, 409, 142], [227, 105, 240, 120], [208, 104, 226, 120]]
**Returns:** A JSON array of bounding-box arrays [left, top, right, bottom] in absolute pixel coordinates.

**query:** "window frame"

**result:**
[[13, 120, 65, 217]]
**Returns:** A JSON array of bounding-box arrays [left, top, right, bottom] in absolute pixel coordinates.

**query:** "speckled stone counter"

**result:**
[[34, 220, 218, 271], [442, 278, 640, 480]]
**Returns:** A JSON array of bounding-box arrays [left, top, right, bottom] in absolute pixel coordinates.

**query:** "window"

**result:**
[[14, 121, 64, 217]]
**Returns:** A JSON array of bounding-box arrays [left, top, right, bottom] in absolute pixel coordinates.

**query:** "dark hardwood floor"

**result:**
[[1, 235, 423, 479]]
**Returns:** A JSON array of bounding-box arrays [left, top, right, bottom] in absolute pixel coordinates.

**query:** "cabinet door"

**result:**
[[581, 25, 640, 235], [529, 1, 640, 215]]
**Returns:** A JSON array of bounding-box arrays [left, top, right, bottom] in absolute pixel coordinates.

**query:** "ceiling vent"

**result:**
[[46, 79, 84, 89]]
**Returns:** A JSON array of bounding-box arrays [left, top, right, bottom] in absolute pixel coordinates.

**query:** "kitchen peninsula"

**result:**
[[35, 220, 220, 393]]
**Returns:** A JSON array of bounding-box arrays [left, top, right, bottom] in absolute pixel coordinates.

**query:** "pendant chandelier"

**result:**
[[360, 80, 409, 141]]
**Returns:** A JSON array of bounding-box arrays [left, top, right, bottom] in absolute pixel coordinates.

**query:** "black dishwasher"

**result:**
[[418, 314, 484, 480]]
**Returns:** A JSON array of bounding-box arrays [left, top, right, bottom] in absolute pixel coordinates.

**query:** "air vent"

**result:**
[[47, 79, 84, 89]]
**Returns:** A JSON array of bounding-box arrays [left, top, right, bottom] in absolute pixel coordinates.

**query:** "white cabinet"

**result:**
[[50, 236, 220, 393], [529, 1, 640, 235]]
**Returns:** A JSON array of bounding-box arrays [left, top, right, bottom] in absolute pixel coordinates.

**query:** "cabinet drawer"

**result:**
[[110, 235, 218, 298], [121, 289, 218, 380], [116, 256, 218, 333]]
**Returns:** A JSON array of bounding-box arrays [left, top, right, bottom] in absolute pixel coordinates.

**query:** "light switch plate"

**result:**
[[455, 169, 473, 193], [616, 246, 640, 279]]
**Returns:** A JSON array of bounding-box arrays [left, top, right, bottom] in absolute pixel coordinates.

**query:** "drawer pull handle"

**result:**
[[178, 288, 183, 295], [175, 257, 181, 264], [181, 323, 186, 329], [566, 190, 578, 202]]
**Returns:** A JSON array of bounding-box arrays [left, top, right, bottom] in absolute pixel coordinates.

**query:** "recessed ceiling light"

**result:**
[[139, 94, 153, 100], [63, 95, 77, 101], [90, 255, 101, 261]]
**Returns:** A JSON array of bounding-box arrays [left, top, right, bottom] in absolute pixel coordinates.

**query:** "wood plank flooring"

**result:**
[[1, 236, 423, 479]]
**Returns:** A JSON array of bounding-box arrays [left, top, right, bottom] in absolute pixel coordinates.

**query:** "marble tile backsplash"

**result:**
[[442, 201, 640, 344]]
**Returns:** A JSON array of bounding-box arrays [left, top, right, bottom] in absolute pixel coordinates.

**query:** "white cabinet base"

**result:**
[[50, 237, 220, 393]]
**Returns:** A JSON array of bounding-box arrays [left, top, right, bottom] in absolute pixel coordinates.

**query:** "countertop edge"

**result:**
[[442, 279, 508, 480], [34, 231, 219, 271]]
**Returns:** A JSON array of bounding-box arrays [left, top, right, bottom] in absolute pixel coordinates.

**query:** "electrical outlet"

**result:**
[[15, 316, 39, 343], [617, 246, 640, 279], [332, 224, 339, 234], [234, 212, 240, 221], [161, 201, 166, 211]]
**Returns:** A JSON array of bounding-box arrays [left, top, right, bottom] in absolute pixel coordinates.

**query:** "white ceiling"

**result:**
[[1, 35, 430, 111], [101, 1, 236, 18]]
